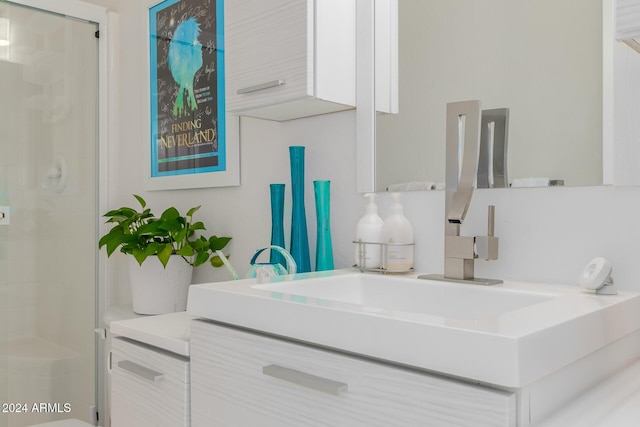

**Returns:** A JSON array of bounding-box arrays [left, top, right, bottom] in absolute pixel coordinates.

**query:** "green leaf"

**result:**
[[190, 237, 209, 250], [105, 241, 120, 257], [132, 248, 148, 266], [209, 236, 232, 251], [190, 221, 205, 231], [133, 194, 146, 209], [160, 207, 180, 221], [98, 227, 118, 248], [99, 227, 126, 256], [194, 250, 209, 267], [158, 218, 182, 233], [177, 245, 194, 257], [210, 255, 224, 268], [105, 215, 129, 224], [186, 205, 201, 217], [157, 244, 173, 267], [113, 207, 137, 219], [144, 242, 160, 256], [102, 209, 120, 217], [137, 221, 164, 236], [175, 228, 188, 244], [121, 233, 138, 245]]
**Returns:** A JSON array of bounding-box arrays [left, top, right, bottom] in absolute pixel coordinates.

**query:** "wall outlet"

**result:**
[[0, 206, 10, 225]]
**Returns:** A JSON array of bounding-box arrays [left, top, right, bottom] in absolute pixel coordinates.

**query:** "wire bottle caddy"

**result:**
[[353, 240, 415, 273]]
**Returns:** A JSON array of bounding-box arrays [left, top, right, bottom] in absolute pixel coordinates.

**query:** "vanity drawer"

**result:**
[[190, 320, 515, 427], [111, 337, 190, 427]]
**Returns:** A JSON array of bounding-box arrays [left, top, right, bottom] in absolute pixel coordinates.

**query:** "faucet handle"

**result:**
[[475, 205, 499, 261]]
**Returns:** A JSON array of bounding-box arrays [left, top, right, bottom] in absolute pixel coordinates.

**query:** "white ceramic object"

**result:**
[[187, 270, 640, 388], [129, 255, 193, 315]]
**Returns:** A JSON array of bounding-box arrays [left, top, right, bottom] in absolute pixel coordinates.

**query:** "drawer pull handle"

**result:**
[[262, 364, 347, 396], [117, 360, 164, 383], [237, 79, 286, 95]]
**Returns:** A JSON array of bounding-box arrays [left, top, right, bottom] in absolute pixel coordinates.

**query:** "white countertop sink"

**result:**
[[187, 270, 640, 388], [253, 274, 554, 319]]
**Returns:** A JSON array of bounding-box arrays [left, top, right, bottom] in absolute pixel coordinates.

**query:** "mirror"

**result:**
[[371, 0, 609, 192]]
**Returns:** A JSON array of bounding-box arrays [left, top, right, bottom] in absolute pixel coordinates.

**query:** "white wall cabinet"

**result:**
[[111, 337, 190, 427], [190, 320, 516, 427], [225, 0, 356, 121]]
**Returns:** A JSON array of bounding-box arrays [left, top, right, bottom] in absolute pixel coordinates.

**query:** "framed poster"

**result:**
[[144, 0, 239, 190]]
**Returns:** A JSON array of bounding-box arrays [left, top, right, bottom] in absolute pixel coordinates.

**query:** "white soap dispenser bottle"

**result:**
[[379, 192, 414, 270], [355, 193, 384, 269]]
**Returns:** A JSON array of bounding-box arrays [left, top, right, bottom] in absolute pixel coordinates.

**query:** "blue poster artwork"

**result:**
[[149, 0, 225, 177]]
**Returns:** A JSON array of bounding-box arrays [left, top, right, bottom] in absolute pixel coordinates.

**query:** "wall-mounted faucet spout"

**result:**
[[419, 100, 503, 286]]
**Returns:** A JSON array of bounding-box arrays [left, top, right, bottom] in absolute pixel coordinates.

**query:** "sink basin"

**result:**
[[253, 274, 554, 320], [187, 270, 640, 388]]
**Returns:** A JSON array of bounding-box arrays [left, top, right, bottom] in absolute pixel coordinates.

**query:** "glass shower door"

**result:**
[[0, 2, 98, 426]]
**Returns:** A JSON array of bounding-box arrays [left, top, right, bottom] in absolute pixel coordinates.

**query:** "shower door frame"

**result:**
[[4, 0, 111, 423]]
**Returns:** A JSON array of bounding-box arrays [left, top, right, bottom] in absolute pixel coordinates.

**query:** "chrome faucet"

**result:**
[[420, 100, 503, 285]]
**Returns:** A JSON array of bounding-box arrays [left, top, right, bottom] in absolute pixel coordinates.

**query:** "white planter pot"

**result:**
[[128, 255, 194, 315]]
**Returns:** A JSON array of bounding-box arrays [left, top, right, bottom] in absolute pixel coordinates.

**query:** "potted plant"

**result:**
[[99, 194, 231, 314]]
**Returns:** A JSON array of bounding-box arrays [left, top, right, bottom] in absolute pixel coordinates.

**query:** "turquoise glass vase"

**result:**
[[269, 183, 287, 267], [289, 146, 311, 273], [314, 180, 334, 271]]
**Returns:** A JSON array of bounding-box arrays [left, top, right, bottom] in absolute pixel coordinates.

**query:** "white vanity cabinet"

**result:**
[[225, 0, 356, 121], [109, 312, 195, 427], [111, 337, 190, 427], [190, 320, 516, 427]]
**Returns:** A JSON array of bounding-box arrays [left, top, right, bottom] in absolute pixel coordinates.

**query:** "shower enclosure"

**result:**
[[0, 1, 103, 425]]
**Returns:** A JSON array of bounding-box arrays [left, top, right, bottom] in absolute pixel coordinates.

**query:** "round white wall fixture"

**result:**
[[579, 257, 617, 295]]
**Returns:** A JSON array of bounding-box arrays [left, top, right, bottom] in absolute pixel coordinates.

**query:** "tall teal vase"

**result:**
[[314, 180, 334, 271], [289, 146, 311, 273], [269, 183, 287, 267]]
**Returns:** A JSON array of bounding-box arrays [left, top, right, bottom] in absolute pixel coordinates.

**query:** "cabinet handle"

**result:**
[[262, 364, 348, 396], [237, 79, 286, 95], [117, 360, 164, 383]]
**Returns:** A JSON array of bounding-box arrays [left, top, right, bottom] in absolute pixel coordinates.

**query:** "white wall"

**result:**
[[95, 0, 640, 305], [376, 186, 640, 291]]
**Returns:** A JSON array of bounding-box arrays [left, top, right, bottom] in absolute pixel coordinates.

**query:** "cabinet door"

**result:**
[[226, 0, 312, 113], [191, 320, 515, 427], [111, 338, 190, 427]]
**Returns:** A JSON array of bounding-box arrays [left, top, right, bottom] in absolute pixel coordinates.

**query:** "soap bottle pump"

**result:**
[[355, 193, 384, 269], [380, 193, 414, 270]]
